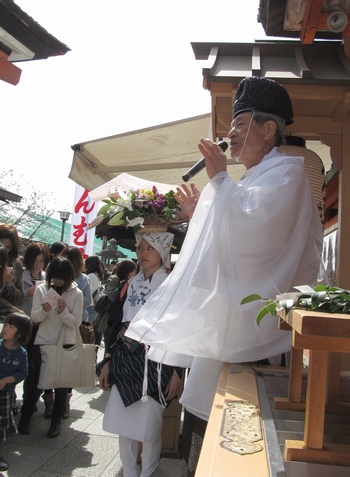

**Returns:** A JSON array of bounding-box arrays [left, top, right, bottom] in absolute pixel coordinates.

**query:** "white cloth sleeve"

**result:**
[[126, 149, 323, 364]]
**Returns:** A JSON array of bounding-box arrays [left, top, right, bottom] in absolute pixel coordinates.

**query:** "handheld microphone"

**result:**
[[182, 141, 228, 182]]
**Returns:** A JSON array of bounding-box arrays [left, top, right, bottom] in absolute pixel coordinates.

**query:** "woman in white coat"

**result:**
[[18, 256, 83, 438]]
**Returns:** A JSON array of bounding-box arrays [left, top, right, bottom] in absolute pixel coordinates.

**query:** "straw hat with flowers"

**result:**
[[87, 185, 185, 233]]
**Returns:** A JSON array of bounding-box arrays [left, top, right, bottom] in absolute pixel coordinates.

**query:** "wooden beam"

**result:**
[[320, 134, 342, 169], [336, 115, 350, 288], [287, 116, 342, 135], [0, 51, 21, 85], [285, 84, 347, 101], [300, 0, 323, 44], [332, 91, 350, 121], [214, 114, 343, 141], [210, 83, 236, 96], [212, 83, 347, 105], [344, 37, 350, 60], [343, 22, 350, 59]]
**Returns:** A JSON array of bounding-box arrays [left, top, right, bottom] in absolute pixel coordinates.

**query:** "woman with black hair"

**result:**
[[0, 224, 24, 317], [48, 242, 66, 262], [59, 246, 92, 417], [18, 256, 83, 438], [19, 243, 50, 414], [94, 259, 136, 354], [0, 244, 9, 296], [59, 246, 92, 323], [19, 243, 50, 316]]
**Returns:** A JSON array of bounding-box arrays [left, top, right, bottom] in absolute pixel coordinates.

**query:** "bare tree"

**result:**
[[0, 169, 56, 244]]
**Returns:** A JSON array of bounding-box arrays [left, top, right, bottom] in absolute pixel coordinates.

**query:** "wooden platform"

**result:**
[[195, 363, 270, 477], [257, 366, 350, 476], [196, 363, 350, 476]]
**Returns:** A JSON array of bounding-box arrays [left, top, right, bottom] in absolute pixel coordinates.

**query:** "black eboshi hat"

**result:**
[[232, 76, 294, 125]]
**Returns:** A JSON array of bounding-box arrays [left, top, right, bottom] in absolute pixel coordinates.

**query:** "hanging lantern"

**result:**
[[281, 136, 326, 225]]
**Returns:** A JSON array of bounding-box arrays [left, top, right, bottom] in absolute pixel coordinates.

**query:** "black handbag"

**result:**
[[94, 293, 110, 314]]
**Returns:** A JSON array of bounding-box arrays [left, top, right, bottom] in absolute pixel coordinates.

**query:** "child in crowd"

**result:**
[[0, 312, 32, 471]]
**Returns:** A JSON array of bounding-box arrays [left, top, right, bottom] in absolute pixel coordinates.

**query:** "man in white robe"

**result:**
[[126, 76, 324, 475]]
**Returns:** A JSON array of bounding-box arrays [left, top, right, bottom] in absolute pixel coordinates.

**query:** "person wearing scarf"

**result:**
[[99, 230, 182, 477]]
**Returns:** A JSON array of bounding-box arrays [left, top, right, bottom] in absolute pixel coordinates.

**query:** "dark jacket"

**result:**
[[105, 280, 129, 355]]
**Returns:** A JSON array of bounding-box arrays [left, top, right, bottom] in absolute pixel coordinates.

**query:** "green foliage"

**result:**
[[241, 285, 350, 326], [162, 190, 180, 221], [107, 211, 125, 226]]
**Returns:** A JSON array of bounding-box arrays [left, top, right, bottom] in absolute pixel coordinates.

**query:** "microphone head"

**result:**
[[217, 141, 228, 152], [182, 172, 192, 183], [182, 141, 228, 182]]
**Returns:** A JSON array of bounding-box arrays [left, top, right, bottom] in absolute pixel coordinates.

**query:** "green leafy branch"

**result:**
[[241, 285, 350, 326]]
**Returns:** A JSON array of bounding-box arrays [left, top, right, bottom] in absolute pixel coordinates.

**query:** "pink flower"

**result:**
[[108, 191, 121, 199]]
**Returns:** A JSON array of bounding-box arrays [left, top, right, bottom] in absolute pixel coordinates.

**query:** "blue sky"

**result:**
[[0, 0, 265, 220]]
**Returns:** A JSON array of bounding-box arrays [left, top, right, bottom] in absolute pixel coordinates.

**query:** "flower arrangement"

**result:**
[[241, 285, 350, 325], [87, 186, 183, 233]]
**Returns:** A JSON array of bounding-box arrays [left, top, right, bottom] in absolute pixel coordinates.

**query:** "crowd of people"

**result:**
[[0, 227, 137, 471], [0, 76, 326, 476]]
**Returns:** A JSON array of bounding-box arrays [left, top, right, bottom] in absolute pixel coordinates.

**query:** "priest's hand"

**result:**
[[198, 138, 227, 179], [175, 183, 200, 219]]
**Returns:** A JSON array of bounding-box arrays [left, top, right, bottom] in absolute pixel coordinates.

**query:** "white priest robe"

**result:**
[[126, 148, 324, 365]]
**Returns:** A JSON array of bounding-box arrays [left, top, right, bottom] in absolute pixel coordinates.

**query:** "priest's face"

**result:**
[[228, 112, 275, 169]]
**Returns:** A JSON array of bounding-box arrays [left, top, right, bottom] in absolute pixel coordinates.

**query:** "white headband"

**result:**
[[135, 232, 174, 268]]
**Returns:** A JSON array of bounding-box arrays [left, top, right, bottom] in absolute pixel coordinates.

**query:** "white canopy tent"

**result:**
[[68, 112, 331, 255], [69, 113, 247, 195], [88, 172, 178, 202], [69, 113, 331, 199]]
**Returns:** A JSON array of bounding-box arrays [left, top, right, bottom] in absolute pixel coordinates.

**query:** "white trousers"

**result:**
[[119, 434, 162, 477]]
